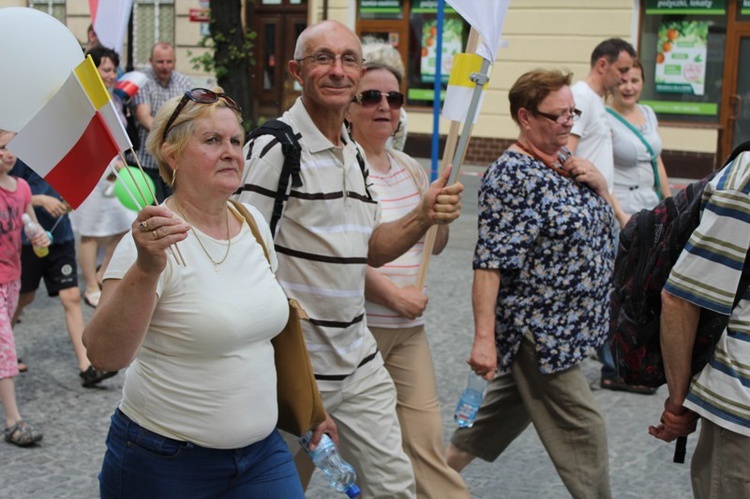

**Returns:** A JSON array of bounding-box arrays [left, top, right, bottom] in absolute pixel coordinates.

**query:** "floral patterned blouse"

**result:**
[[475, 151, 615, 374]]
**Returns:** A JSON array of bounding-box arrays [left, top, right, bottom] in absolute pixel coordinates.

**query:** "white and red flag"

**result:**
[[115, 71, 148, 100], [88, 0, 133, 54], [9, 57, 132, 209]]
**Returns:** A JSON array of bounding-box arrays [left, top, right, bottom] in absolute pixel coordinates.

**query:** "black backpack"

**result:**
[[244, 119, 371, 236], [610, 146, 750, 389], [609, 147, 750, 463]]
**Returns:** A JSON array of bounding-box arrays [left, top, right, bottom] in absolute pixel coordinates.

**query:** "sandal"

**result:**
[[4, 420, 43, 447], [17, 358, 28, 373], [84, 290, 101, 308]]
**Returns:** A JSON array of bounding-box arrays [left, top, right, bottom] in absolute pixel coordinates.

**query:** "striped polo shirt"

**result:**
[[235, 98, 382, 389], [664, 152, 750, 437], [365, 149, 429, 329]]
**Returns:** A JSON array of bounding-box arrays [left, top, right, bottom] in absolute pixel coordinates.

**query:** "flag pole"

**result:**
[[447, 57, 490, 186], [415, 28, 480, 289]]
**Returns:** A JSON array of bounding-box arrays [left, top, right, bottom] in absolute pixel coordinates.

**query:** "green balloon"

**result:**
[[114, 167, 156, 211]]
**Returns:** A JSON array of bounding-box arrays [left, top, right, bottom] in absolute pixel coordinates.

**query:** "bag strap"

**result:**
[[229, 199, 271, 265], [606, 107, 662, 200], [246, 120, 302, 237]]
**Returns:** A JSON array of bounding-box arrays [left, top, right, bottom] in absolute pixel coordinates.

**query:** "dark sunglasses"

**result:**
[[353, 90, 405, 110], [162, 88, 242, 141]]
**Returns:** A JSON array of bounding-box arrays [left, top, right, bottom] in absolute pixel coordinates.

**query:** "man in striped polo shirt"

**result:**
[[236, 20, 462, 498], [650, 152, 750, 498]]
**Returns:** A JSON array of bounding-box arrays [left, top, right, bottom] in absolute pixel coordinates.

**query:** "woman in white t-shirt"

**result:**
[[607, 59, 672, 218], [347, 63, 470, 498], [82, 88, 326, 497]]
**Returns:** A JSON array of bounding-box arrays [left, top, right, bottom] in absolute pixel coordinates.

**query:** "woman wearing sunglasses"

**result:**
[[83, 88, 307, 498], [445, 69, 616, 498], [346, 63, 470, 498]]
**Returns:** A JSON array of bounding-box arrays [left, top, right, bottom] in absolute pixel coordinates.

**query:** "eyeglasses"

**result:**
[[352, 90, 405, 110], [296, 52, 364, 68], [533, 108, 582, 125], [162, 88, 242, 141]]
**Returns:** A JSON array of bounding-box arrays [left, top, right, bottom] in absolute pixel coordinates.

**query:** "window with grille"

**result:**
[[28, 0, 65, 22], [133, 0, 175, 68]]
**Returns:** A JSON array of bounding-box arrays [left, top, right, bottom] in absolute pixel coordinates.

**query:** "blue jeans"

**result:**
[[100, 409, 304, 498], [598, 340, 618, 379]]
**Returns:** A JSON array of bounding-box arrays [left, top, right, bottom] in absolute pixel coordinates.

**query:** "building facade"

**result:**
[[6, 0, 748, 177]]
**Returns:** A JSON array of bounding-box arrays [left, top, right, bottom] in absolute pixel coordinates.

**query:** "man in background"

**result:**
[[132, 42, 192, 202]]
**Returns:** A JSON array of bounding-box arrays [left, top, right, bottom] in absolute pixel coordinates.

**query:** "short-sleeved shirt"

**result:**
[[608, 104, 663, 214], [664, 153, 750, 437], [0, 177, 31, 284], [475, 151, 615, 374], [365, 149, 428, 329], [132, 67, 192, 170], [234, 97, 382, 390], [571, 81, 614, 192], [106, 202, 288, 449]]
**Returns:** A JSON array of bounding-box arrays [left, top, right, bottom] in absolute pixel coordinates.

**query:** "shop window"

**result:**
[[356, 0, 470, 108], [28, 0, 65, 22], [132, 0, 175, 68], [639, 0, 727, 124]]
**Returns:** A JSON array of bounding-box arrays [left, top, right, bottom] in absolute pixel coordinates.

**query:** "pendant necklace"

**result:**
[[172, 198, 231, 272]]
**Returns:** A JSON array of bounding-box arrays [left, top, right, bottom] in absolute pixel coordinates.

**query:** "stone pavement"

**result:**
[[0, 165, 697, 498]]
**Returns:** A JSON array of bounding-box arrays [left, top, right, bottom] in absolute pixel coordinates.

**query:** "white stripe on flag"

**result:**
[[8, 73, 95, 176]]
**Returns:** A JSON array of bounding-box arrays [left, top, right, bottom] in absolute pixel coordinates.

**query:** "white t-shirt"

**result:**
[[105, 202, 289, 449], [571, 81, 614, 191]]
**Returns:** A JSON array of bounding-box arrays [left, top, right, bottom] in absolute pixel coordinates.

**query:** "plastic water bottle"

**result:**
[[299, 432, 361, 498], [21, 214, 49, 258], [454, 372, 488, 428]]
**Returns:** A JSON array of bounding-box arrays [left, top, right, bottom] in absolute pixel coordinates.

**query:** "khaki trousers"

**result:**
[[450, 333, 611, 499], [371, 325, 471, 499], [691, 417, 750, 498]]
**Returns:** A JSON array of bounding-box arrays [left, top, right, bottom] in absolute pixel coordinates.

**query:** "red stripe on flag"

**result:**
[[115, 80, 140, 99], [45, 112, 119, 209]]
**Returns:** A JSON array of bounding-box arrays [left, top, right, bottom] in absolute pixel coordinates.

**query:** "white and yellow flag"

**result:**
[[441, 53, 487, 123]]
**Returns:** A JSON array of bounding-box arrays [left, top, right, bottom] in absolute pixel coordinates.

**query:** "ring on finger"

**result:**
[[138, 220, 149, 232]]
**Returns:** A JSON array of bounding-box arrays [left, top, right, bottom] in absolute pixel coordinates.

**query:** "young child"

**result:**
[[0, 130, 49, 447]]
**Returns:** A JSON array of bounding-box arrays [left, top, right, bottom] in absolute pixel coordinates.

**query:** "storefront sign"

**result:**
[[359, 0, 403, 20], [641, 100, 717, 115], [645, 0, 726, 14], [654, 20, 708, 96], [411, 0, 456, 14]]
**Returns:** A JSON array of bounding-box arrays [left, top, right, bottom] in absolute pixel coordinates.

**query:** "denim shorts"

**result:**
[[99, 409, 304, 498]]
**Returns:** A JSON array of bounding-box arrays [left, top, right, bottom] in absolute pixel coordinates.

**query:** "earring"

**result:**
[[169, 167, 177, 187]]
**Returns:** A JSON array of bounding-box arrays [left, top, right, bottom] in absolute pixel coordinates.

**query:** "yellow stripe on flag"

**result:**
[[447, 53, 487, 89], [74, 56, 110, 110]]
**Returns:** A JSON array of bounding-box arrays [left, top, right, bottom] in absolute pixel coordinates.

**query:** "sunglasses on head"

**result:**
[[353, 90, 405, 110], [162, 88, 242, 141]]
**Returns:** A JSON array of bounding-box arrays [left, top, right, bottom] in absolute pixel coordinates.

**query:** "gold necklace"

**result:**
[[171, 198, 231, 272]]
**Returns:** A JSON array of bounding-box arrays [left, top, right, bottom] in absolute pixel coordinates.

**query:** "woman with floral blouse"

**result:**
[[445, 69, 617, 499]]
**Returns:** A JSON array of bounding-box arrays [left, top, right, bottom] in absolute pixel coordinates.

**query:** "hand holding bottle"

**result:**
[[21, 214, 51, 257], [300, 432, 361, 497]]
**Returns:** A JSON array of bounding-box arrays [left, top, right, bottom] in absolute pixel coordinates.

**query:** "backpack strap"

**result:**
[[246, 120, 302, 236], [606, 107, 662, 200]]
